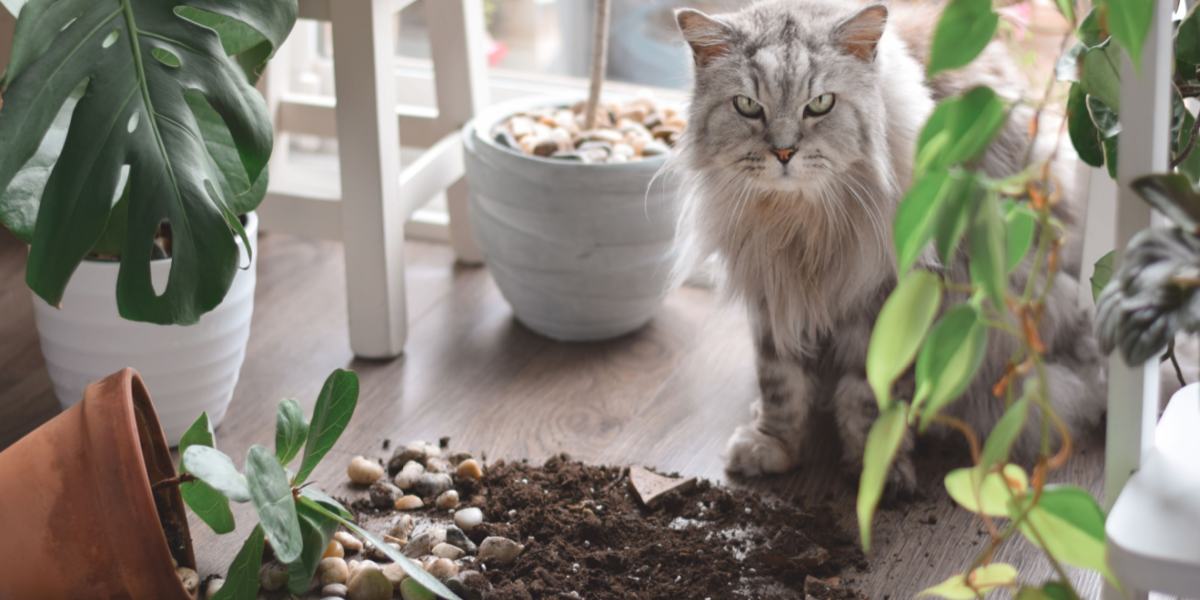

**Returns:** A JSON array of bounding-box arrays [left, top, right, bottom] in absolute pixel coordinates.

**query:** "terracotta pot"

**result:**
[[0, 368, 195, 600]]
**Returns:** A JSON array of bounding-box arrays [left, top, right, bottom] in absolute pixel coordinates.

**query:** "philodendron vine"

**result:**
[[173, 369, 462, 600], [858, 0, 1198, 598]]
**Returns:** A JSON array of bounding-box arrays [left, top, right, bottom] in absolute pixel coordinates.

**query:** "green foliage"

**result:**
[[211, 526, 265, 600], [917, 87, 1008, 177], [287, 502, 339, 594], [178, 413, 235, 534], [914, 304, 988, 430], [979, 396, 1030, 471], [1004, 204, 1037, 273], [857, 402, 908, 551], [1016, 582, 1079, 600], [894, 171, 981, 273], [969, 194, 1008, 307], [294, 369, 359, 485], [1090, 251, 1115, 303], [919, 563, 1017, 599], [1010, 486, 1115, 584], [275, 398, 308, 465], [927, 0, 999, 77], [182, 445, 251, 503], [866, 271, 942, 408], [945, 464, 1028, 517], [1099, 0, 1153, 68], [245, 445, 303, 564], [1067, 84, 1105, 167], [0, 0, 297, 325]]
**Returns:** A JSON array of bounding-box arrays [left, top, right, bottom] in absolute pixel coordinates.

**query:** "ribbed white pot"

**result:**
[[31, 213, 258, 446], [463, 97, 682, 341]]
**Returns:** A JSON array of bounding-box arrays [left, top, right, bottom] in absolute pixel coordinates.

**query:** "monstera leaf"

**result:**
[[0, 0, 296, 324]]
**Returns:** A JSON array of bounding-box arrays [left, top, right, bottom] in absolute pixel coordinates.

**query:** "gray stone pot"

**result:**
[[462, 97, 682, 341]]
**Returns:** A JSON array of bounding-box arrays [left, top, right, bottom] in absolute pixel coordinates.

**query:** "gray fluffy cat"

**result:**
[[672, 0, 1106, 489]]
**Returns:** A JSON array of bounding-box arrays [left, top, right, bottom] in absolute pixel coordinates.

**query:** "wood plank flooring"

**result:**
[[0, 227, 1106, 598]]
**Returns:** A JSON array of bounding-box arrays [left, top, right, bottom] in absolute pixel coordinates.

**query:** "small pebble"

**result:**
[[381, 562, 406, 586], [392, 461, 426, 489], [394, 495, 424, 510], [323, 540, 345, 559], [319, 557, 350, 585], [400, 578, 436, 600], [321, 582, 349, 598], [403, 528, 446, 558], [445, 526, 477, 553], [478, 536, 525, 566], [454, 506, 484, 531], [259, 561, 289, 591], [369, 481, 402, 508], [427, 557, 459, 580], [412, 472, 453, 497], [175, 567, 199, 597], [456, 459, 484, 481], [369, 541, 402, 562], [432, 542, 465, 560], [388, 513, 416, 541], [435, 489, 460, 510], [203, 577, 224, 599], [347, 566, 391, 600], [447, 570, 489, 600], [348, 456, 385, 486], [334, 531, 364, 553]]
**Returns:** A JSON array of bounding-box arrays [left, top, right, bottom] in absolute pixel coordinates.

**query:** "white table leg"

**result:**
[[427, 0, 487, 265], [330, 0, 407, 358]]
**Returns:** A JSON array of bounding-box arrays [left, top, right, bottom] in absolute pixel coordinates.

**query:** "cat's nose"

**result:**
[[771, 146, 796, 164]]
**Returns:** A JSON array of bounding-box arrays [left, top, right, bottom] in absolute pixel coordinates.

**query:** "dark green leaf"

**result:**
[[1004, 204, 1037, 273], [294, 369, 360, 486], [1101, 0, 1153, 67], [286, 501, 338, 594], [933, 174, 980, 263], [1077, 7, 1106, 47], [857, 402, 908, 551], [174, 6, 275, 84], [1177, 5, 1200, 80], [867, 271, 943, 408], [1090, 250, 1115, 303], [927, 0, 999, 77], [968, 194, 1007, 307], [186, 91, 270, 216], [1176, 111, 1200, 185], [299, 486, 353, 520], [211, 526, 264, 600], [182, 445, 250, 503], [1011, 485, 1114, 583], [914, 304, 988, 430], [245, 444, 303, 564], [0, 0, 296, 325], [1102, 134, 1119, 178], [1067, 85, 1104, 167], [0, 84, 77, 242], [917, 87, 1007, 176], [918, 563, 1017, 599], [275, 398, 308, 466], [894, 171, 948, 273], [298, 497, 463, 600], [1080, 43, 1122, 111], [1131, 173, 1200, 231], [178, 413, 235, 534], [979, 396, 1030, 470]]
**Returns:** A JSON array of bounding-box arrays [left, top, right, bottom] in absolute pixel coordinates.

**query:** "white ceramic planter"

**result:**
[[463, 97, 682, 341], [32, 213, 258, 446]]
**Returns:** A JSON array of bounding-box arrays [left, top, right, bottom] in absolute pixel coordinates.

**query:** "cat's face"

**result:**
[[677, 2, 889, 194]]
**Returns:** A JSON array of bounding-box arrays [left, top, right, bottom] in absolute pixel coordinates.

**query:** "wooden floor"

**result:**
[[0, 228, 1107, 598]]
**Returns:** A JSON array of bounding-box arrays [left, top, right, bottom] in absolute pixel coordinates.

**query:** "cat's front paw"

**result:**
[[725, 425, 795, 477]]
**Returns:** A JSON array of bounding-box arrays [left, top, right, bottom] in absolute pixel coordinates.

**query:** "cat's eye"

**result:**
[[732, 95, 764, 119], [805, 93, 836, 117]]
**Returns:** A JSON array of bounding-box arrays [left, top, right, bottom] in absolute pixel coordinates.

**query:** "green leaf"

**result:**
[[1080, 43, 1122, 111], [0, 83, 77, 243], [969, 194, 1007, 307], [245, 444, 303, 564], [867, 272, 943, 408], [1100, 0, 1153, 68], [294, 369, 360, 486], [286, 501, 338, 594], [1067, 85, 1104, 167], [1090, 250, 1115, 303], [182, 445, 250, 503], [933, 174, 980, 264], [178, 413, 235, 534], [1004, 204, 1037, 273], [917, 87, 1007, 176], [927, 0, 999, 77], [1053, 0, 1074, 24], [0, 0, 297, 325], [275, 398, 308, 466], [1011, 485, 1114, 584], [1177, 5, 1200, 80], [895, 171, 980, 273], [210, 526, 264, 600], [1077, 7, 1106, 47], [1016, 582, 1079, 600], [298, 497, 463, 600], [945, 464, 1028, 517], [857, 402, 908, 551], [918, 563, 1018, 599], [914, 304, 988, 430], [299, 486, 353, 520], [186, 91, 270, 216], [1176, 111, 1200, 186], [1130, 173, 1200, 231], [979, 396, 1030, 470]]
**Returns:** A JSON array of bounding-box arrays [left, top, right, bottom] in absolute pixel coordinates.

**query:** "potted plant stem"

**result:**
[[462, 0, 685, 341], [0, 0, 298, 443]]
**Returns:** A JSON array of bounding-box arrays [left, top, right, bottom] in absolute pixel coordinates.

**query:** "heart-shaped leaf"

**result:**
[[178, 412, 235, 534], [1010, 485, 1114, 584], [245, 444, 302, 564], [294, 369, 359, 486], [857, 402, 909, 551], [275, 398, 308, 466], [867, 271, 942, 408], [182, 445, 250, 503], [0, 0, 296, 324], [945, 464, 1028, 516]]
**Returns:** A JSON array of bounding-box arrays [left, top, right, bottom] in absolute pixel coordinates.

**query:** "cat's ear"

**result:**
[[833, 4, 888, 62], [676, 8, 734, 67]]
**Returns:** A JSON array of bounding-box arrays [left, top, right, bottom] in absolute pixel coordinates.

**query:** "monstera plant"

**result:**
[[0, 0, 294, 324], [0, 0, 298, 445]]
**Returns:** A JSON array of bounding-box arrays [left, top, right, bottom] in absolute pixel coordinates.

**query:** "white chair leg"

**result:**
[[330, 0, 407, 358], [427, 0, 488, 265]]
